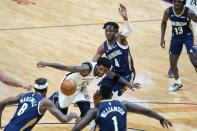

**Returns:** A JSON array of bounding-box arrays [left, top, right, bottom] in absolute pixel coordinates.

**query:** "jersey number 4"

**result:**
[[114, 58, 120, 68], [190, 0, 196, 6], [174, 27, 183, 35], [17, 103, 28, 116]]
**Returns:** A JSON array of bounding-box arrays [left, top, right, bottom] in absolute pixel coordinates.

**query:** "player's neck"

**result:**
[[107, 40, 115, 49], [174, 7, 184, 15]]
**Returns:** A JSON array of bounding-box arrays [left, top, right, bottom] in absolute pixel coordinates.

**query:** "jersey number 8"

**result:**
[[17, 103, 28, 116]]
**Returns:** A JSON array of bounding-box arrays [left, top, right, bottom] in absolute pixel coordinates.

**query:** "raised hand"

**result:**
[[119, 3, 128, 21]]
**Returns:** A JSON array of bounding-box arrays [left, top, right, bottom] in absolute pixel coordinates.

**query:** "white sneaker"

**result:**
[[169, 83, 183, 92]]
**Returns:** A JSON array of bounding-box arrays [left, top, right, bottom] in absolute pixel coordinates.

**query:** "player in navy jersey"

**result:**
[[161, 0, 197, 91], [0, 78, 77, 131], [72, 83, 172, 131], [92, 4, 139, 106]]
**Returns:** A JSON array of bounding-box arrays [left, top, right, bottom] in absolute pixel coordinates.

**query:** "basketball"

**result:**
[[60, 79, 77, 96]]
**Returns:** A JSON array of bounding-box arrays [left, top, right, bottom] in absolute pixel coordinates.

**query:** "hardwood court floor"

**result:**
[[0, 0, 197, 130]]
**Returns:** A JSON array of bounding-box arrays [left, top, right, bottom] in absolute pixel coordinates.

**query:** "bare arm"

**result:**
[[121, 101, 172, 128], [0, 94, 23, 127], [106, 71, 141, 91], [40, 98, 78, 123], [161, 8, 170, 48], [72, 108, 98, 131], [117, 4, 134, 46], [92, 43, 105, 62], [0, 70, 33, 91], [37, 61, 90, 74], [188, 9, 197, 22]]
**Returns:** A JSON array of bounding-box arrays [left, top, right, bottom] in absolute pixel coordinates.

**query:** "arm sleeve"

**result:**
[[121, 20, 134, 37]]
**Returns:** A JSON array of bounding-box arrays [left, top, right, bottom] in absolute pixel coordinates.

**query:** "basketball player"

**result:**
[[0, 78, 78, 130], [37, 57, 140, 118], [168, 0, 197, 78], [72, 83, 172, 131], [0, 69, 33, 90], [161, 0, 197, 91], [92, 4, 136, 106]]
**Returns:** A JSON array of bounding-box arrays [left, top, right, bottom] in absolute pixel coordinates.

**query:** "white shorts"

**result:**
[[58, 87, 90, 108], [58, 74, 77, 108], [58, 74, 90, 108]]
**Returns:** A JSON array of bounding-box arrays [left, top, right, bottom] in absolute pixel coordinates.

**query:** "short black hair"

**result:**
[[100, 83, 113, 99], [34, 78, 48, 93], [97, 57, 111, 69], [103, 22, 119, 32], [172, 0, 186, 5]]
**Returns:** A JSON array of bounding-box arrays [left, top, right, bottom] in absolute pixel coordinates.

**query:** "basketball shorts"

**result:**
[[98, 73, 133, 96], [170, 38, 197, 55]]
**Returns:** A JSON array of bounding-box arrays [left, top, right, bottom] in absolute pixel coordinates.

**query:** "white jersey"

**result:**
[[186, 0, 197, 36], [186, 0, 197, 13], [63, 62, 98, 89], [58, 62, 98, 108]]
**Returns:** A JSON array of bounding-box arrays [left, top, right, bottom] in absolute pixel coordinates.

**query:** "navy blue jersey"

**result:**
[[5, 92, 44, 131], [169, 6, 193, 39], [104, 40, 134, 75], [48, 91, 59, 102], [95, 100, 127, 131]]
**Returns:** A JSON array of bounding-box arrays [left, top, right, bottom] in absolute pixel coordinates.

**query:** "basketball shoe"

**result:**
[[169, 83, 183, 92]]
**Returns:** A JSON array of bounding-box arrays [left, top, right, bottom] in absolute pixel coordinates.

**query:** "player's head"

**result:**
[[103, 22, 119, 41], [95, 57, 111, 77], [99, 83, 113, 99], [34, 78, 48, 97], [173, 0, 186, 9]]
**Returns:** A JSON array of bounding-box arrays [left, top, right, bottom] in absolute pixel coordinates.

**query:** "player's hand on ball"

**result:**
[[37, 61, 47, 68]]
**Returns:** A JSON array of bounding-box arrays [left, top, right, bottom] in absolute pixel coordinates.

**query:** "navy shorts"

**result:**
[[98, 73, 134, 96], [169, 38, 197, 55]]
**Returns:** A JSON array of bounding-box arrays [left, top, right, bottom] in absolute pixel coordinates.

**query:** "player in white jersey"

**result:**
[[186, 0, 197, 37], [37, 57, 140, 117]]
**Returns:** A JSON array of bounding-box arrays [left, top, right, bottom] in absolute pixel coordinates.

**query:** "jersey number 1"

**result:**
[[17, 103, 28, 116], [112, 116, 118, 131]]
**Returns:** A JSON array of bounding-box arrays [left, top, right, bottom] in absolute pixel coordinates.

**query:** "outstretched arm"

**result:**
[[106, 71, 141, 91], [161, 8, 170, 48], [121, 101, 172, 128], [92, 43, 105, 62], [40, 98, 78, 123], [72, 108, 98, 131], [0, 94, 23, 127], [0, 70, 33, 91], [37, 61, 90, 74]]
